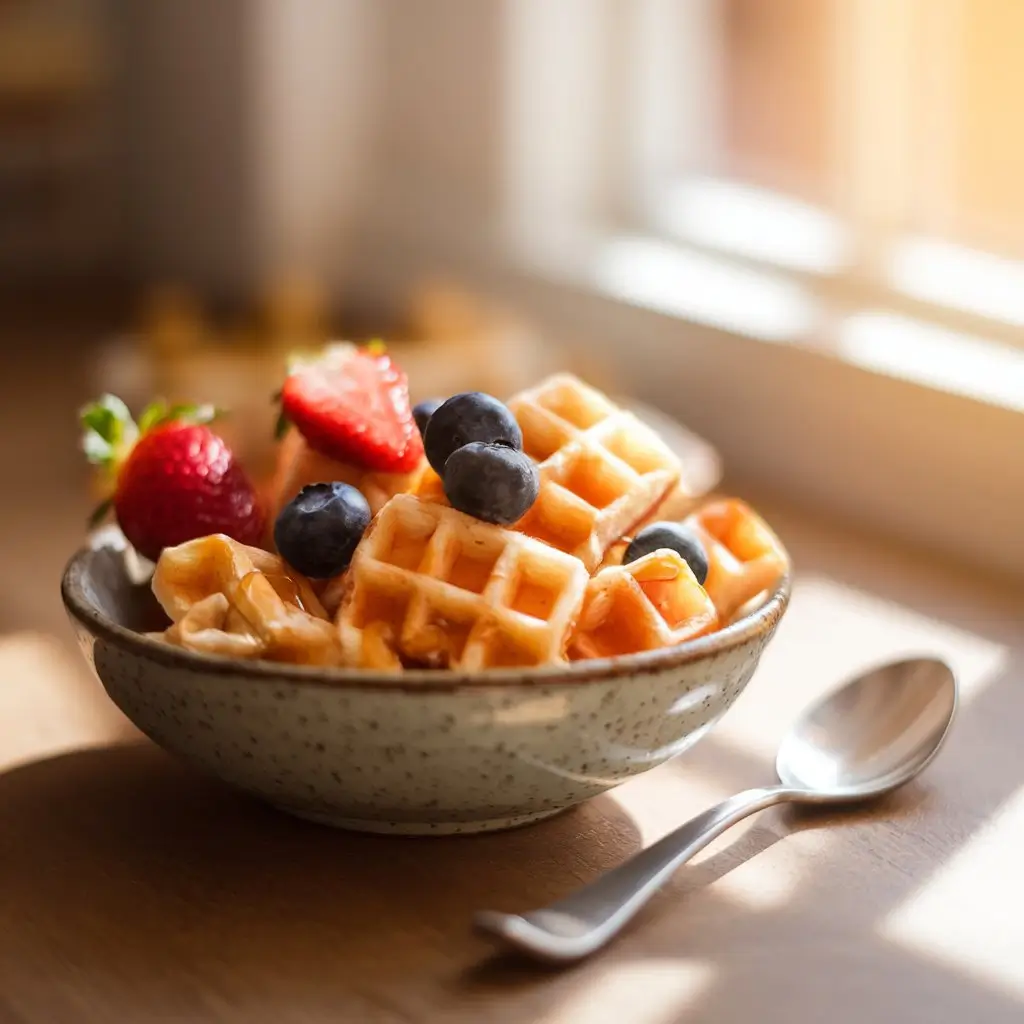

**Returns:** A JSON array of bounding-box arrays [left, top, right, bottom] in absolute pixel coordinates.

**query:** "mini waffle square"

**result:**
[[162, 592, 265, 659], [153, 536, 341, 665], [595, 483, 708, 572], [570, 549, 718, 660], [153, 533, 327, 623], [506, 374, 681, 572], [336, 494, 589, 670], [685, 498, 789, 621]]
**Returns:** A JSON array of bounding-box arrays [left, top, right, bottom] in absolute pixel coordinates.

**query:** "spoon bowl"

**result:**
[[776, 656, 957, 800], [476, 655, 958, 963]]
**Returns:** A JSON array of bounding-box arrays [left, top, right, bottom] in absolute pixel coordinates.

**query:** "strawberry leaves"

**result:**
[[81, 394, 223, 467], [138, 399, 220, 433], [80, 394, 138, 468]]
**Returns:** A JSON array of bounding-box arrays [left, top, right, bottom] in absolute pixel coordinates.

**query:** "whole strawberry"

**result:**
[[81, 395, 265, 561]]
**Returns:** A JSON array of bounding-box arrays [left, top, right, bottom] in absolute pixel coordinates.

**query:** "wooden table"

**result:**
[[3, 500, 1024, 1023]]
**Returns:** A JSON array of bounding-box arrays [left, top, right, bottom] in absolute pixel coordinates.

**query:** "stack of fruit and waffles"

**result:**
[[80, 341, 788, 673]]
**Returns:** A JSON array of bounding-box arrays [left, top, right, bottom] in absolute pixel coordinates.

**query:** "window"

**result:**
[[626, 0, 1024, 359]]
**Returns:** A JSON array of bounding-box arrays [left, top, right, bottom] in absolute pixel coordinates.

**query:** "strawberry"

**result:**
[[277, 343, 423, 473], [81, 395, 265, 561]]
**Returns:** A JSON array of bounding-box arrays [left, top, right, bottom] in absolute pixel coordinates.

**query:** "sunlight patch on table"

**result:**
[[880, 784, 1024, 1002], [542, 958, 715, 1024], [607, 766, 826, 911], [607, 762, 735, 847], [0, 631, 134, 770], [708, 824, 834, 912], [709, 574, 1008, 762]]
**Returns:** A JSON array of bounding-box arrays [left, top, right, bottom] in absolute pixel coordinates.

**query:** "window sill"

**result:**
[[347, 207, 1024, 583]]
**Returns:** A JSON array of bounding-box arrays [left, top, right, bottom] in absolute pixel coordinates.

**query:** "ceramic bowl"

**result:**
[[61, 541, 790, 835]]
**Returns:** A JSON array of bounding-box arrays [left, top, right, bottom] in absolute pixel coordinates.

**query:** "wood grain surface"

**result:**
[[2, 320, 1024, 1022]]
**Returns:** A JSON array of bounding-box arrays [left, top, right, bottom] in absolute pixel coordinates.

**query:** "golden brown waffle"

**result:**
[[152, 535, 341, 665], [160, 592, 265, 659], [569, 550, 718, 660], [152, 534, 326, 622], [595, 485, 708, 573], [410, 464, 447, 504], [226, 570, 342, 665], [685, 499, 789, 622], [506, 374, 681, 572], [336, 494, 589, 670], [314, 574, 349, 620], [638, 480, 705, 529]]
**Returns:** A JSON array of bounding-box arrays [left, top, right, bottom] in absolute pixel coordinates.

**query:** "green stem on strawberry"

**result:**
[[81, 395, 222, 468], [80, 394, 139, 469]]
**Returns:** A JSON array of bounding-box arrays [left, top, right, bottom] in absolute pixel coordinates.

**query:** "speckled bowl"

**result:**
[[61, 542, 790, 835]]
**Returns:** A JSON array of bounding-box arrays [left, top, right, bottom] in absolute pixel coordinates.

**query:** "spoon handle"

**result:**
[[479, 785, 797, 961]]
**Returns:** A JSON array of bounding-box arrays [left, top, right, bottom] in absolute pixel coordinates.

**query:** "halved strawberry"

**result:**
[[277, 343, 424, 473]]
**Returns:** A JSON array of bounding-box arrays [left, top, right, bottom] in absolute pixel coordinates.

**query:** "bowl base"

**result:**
[[271, 803, 568, 836]]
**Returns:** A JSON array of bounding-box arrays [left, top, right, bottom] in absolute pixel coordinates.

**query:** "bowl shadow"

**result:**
[[0, 742, 642, 1008]]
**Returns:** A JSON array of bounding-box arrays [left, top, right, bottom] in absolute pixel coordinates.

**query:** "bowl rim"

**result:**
[[61, 543, 792, 693]]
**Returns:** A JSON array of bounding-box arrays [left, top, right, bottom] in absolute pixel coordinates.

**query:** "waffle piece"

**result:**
[[596, 485, 708, 573], [336, 494, 589, 670], [163, 592, 265, 659], [160, 575, 343, 666], [226, 570, 342, 665], [152, 534, 327, 623], [270, 429, 424, 522], [506, 374, 681, 572], [685, 499, 789, 622], [570, 550, 718, 660], [410, 464, 447, 504], [153, 537, 342, 665], [315, 573, 349, 619], [638, 480, 705, 530]]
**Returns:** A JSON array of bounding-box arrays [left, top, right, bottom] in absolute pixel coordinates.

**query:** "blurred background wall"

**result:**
[[9, 1, 1024, 293], [0, 0, 376, 298], [2, 0, 1024, 607]]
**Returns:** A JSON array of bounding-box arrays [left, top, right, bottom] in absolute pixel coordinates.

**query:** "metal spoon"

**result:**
[[475, 656, 957, 964]]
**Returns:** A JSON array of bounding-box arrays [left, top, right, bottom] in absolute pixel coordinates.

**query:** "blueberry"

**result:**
[[273, 482, 371, 578], [623, 521, 709, 584], [423, 392, 523, 474], [412, 397, 444, 438], [442, 442, 539, 525]]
